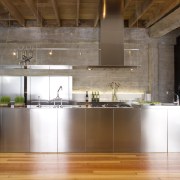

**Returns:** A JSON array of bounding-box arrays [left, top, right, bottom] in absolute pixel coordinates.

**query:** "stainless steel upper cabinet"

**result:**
[[168, 108, 180, 152], [27, 76, 72, 103], [0, 77, 1, 97], [114, 108, 141, 152], [27, 76, 49, 102], [86, 108, 113, 152], [58, 108, 85, 152], [2, 108, 30, 152], [1, 76, 24, 99], [30, 109, 57, 152], [141, 108, 168, 152]]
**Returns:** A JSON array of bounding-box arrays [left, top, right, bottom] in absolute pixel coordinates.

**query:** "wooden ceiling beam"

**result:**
[[24, 0, 43, 26], [0, 16, 14, 21], [0, 0, 25, 26], [0, 12, 13, 20], [94, 0, 100, 27], [51, 0, 61, 26], [0, 20, 9, 26], [124, 0, 133, 10], [129, 0, 155, 27], [94, 13, 99, 27], [146, 0, 180, 28], [76, 0, 80, 26], [149, 7, 180, 37]]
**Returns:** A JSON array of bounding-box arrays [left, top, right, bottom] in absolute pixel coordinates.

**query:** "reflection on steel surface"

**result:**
[[2, 108, 30, 152], [58, 109, 85, 152], [30, 109, 57, 152], [141, 109, 167, 152], [0, 107, 180, 153], [86, 108, 113, 152], [168, 109, 180, 152], [114, 108, 141, 152]]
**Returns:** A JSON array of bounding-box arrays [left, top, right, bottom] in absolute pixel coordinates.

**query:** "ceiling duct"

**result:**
[[100, 0, 124, 66]]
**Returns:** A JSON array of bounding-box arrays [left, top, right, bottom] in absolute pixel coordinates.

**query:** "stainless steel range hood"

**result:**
[[88, 0, 139, 68], [100, 0, 124, 66]]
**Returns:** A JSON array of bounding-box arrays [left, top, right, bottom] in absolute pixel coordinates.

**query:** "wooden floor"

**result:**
[[0, 153, 180, 180]]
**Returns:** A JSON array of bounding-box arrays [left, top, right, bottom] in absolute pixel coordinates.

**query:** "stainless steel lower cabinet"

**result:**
[[30, 109, 57, 152], [141, 108, 167, 152], [0, 108, 2, 152], [86, 108, 113, 152], [2, 108, 30, 152], [168, 108, 180, 152], [58, 109, 85, 152], [114, 108, 141, 152]]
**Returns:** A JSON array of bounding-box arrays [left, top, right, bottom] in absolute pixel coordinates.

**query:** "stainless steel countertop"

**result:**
[[27, 105, 134, 109], [1, 104, 180, 109]]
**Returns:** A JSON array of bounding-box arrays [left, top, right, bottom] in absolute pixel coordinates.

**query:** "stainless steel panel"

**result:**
[[27, 76, 72, 103], [86, 108, 113, 152], [2, 76, 24, 99], [58, 108, 85, 152], [168, 109, 180, 152], [27, 76, 49, 101], [2, 108, 30, 152], [141, 109, 167, 152], [0, 76, 2, 96], [114, 108, 141, 152], [0, 108, 2, 152], [28, 65, 72, 70], [30, 109, 57, 152], [100, 0, 124, 66], [0, 79, 1, 152]]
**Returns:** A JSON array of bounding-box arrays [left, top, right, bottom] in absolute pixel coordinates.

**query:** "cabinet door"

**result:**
[[141, 108, 167, 152], [2, 108, 30, 152], [114, 108, 141, 152], [168, 108, 180, 152], [30, 109, 57, 152], [58, 109, 85, 152], [0, 108, 2, 152], [86, 108, 113, 152]]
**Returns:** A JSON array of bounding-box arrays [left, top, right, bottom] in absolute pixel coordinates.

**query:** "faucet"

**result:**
[[166, 91, 179, 105], [57, 85, 62, 97], [54, 85, 63, 108], [174, 93, 179, 106], [37, 96, 41, 108]]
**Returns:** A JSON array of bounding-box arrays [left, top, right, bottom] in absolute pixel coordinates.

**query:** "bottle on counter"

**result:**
[[94, 91, 97, 102], [97, 91, 100, 102], [91, 91, 94, 102], [85, 91, 89, 107]]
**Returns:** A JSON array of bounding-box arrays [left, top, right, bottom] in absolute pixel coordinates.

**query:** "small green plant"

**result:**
[[0, 96, 11, 104], [14, 96, 25, 104], [0, 96, 11, 106]]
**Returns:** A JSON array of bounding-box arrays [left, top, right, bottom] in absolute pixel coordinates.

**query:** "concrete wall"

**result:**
[[0, 27, 179, 102]]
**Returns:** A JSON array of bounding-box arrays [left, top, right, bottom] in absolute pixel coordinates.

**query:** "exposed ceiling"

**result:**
[[0, 0, 179, 28]]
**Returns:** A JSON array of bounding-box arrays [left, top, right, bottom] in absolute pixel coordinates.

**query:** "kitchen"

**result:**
[[0, 0, 180, 179]]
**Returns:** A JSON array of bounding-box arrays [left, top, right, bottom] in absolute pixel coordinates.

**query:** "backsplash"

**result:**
[[0, 27, 179, 102]]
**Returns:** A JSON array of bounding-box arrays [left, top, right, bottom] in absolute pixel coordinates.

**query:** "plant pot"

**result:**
[[0, 103, 11, 107], [14, 103, 25, 107]]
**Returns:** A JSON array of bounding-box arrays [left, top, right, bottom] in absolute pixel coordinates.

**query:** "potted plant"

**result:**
[[0, 96, 11, 107], [14, 96, 25, 107]]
